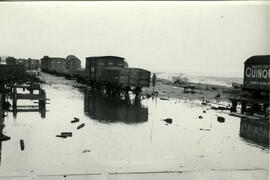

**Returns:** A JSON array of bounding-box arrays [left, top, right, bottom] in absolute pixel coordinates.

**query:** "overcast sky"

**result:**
[[0, 1, 269, 77]]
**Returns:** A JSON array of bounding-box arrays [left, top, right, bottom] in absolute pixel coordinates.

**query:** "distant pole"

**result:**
[[12, 87, 17, 110], [30, 81, 33, 95], [152, 73, 156, 87]]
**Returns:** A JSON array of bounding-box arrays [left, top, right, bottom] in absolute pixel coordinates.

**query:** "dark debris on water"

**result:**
[[20, 139, 25, 151], [160, 97, 169, 100], [77, 123, 85, 129], [163, 118, 173, 124], [200, 128, 211, 131], [217, 116, 225, 123]]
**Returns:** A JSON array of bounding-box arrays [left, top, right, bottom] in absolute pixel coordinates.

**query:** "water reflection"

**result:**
[[84, 90, 148, 124], [11, 106, 46, 118], [240, 117, 269, 148]]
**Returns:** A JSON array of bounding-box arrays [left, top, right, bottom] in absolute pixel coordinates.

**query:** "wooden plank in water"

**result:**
[[61, 132, 72, 137], [77, 123, 85, 130], [20, 139, 25, 151]]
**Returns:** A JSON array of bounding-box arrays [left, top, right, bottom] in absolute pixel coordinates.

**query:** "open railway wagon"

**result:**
[[85, 56, 150, 96], [100, 67, 151, 95], [85, 56, 126, 80]]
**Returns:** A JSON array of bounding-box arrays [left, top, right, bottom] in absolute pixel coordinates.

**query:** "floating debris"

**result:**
[[71, 119, 79, 123], [20, 139, 25, 151], [198, 116, 203, 119], [163, 118, 173, 124], [217, 116, 225, 123], [202, 102, 211, 106], [211, 106, 230, 110], [200, 128, 210, 131], [82, 149, 91, 153], [61, 132, 72, 137], [56, 135, 67, 138], [203, 110, 206, 113], [77, 123, 85, 129], [160, 97, 169, 100]]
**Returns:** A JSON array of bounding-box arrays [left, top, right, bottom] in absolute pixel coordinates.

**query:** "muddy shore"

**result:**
[[143, 78, 242, 105]]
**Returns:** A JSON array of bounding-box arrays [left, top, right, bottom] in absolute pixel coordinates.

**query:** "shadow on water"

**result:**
[[239, 117, 269, 149], [84, 90, 148, 124]]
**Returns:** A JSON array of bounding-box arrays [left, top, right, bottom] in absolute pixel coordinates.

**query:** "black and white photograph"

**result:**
[[0, 1, 269, 180]]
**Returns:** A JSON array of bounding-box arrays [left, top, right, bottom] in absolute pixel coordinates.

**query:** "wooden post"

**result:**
[[191, 87, 195, 94], [30, 81, 33, 95], [231, 100, 237, 112], [39, 89, 46, 110], [241, 102, 247, 114], [12, 87, 17, 110], [134, 87, 141, 99], [39, 89, 46, 118]]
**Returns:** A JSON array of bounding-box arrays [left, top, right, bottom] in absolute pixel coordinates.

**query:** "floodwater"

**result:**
[[0, 73, 268, 180]]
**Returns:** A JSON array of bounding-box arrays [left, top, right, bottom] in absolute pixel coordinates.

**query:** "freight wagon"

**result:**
[[66, 55, 81, 76], [243, 55, 270, 94], [0, 65, 26, 82], [85, 56, 126, 82], [41, 55, 81, 77], [50, 58, 67, 74], [6, 57, 40, 71], [100, 67, 151, 88], [84, 56, 150, 95]]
